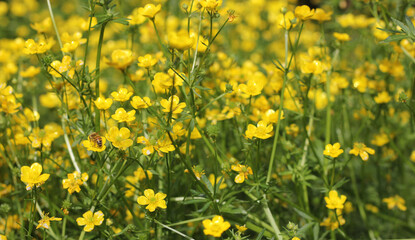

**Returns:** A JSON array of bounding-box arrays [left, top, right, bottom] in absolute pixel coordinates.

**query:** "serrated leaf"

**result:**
[[380, 34, 408, 43], [392, 18, 410, 34]]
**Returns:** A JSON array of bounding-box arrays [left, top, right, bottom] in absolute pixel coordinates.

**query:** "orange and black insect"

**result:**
[[88, 132, 102, 148]]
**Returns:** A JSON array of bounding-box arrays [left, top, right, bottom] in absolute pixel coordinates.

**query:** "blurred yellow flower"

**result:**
[[383, 195, 407, 211], [374, 91, 392, 104], [333, 32, 350, 42], [106, 49, 135, 70], [295, 5, 315, 21], [76, 210, 104, 232], [311, 9, 332, 23], [349, 142, 375, 161], [137, 54, 158, 68], [131, 96, 152, 109], [20, 163, 50, 190], [168, 30, 194, 51], [137, 189, 167, 212], [202, 215, 230, 237], [138, 4, 161, 19]]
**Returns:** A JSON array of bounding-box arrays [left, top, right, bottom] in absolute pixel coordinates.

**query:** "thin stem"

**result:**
[[191, 10, 203, 74], [94, 21, 108, 133], [46, 0, 62, 50]]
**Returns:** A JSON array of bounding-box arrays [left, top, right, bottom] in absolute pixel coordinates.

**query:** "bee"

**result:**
[[88, 132, 103, 148]]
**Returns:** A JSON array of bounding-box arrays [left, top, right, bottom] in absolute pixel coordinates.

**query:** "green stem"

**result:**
[[46, 0, 62, 50], [94, 21, 108, 133]]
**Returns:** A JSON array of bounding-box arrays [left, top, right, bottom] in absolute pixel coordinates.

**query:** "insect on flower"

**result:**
[[88, 132, 103, 148]]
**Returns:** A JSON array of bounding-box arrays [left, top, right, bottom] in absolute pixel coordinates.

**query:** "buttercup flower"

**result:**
[[198, 0, 222, 12], [168, 30, 194, 51], [231, 164, 253, 183], [82, 135, 106, 152], [295, 5, 315, 21], [111, 88, 133, 102], [137, 54, 157, 68], [94, 97, 113, 110], [160, 95, 186, 114], [236, 224, 247, 232], [131, 96, 152, 109], [62, 171, 89, 194], [37, 213, 62, 229], [374, 91, 392, 104], [0, 234, 6, 240], [311, 8, 332, 22], [320, 211, 345, 230], [20, 163, 50, 190], [76, 210, 104, 232], [333, 32, 350, 42], [323, 143, 344, 158], [138, 4, 161, 19], [106, 49, 135, 70], [137, 189, 167, 212], [245, 121, 273, 139], [137, 136, 156, 155], [382, 195, 407, 211], [111, 108, 136, 122], [106, 126, 133, 150], [349, 142, 375, 161], [202, 215, 230, 237], [325, 190, 347, 210]]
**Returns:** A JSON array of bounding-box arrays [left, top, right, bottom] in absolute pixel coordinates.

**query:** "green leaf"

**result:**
[[405, 16, 415, 37], [255, 229, 265, 240], [113, 18, 130, 26], [392, 18, 410, 34], [380, 34, 408, 43], [201, 175, 213, 194]]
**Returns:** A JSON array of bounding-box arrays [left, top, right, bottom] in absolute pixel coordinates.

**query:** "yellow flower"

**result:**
[[277, 11, 297, 30], [128, 8, 146, 25], [111, 88, 133, 102], [231, 164, 253, 183], [94, 97, 113, 110], [320, 211, 345, 230], [202, 215, 230, 237], [160, 95, 186, 114], [20, 66, 41, 78], [349, 142, 375, 161], [155, 137, 175, 155], [20, 163, 50, 190], [106, 127, 133, 150], [333, 32, 350, 42], [23, 38, 54, 54], [0, 234, 6, 240], [131, 96, 152, 109], [36, 213, 62, 229], [168, 30, 194, 51], [295, 5, 315, 21], [371, 132, 389, 146], [48, 55, 72, 78], [82, 135, 106, 152], [62, 171, 89, 194], [301, 59, 323, 74], [374, 91, 392, 104], [382, 195, 407, 211], [106, 49, 135, 70], [208, 174, 227, 190], [137, 136, 156, 156], [323, 143, 344, 158], [324, 190, 347, 210], [137, 54, 158, 68], [245, 121, 273, 139], [292, 237, 301, 240], [111, 108, 136, 122], [137, 189, 167, 212], [311, 8, 332, 23], [198, 0, 222, 12], [236, 224, 247, 232], [238, 79, 264, 97], [76, 210, 104, 232], [262, 109, 284, 124], [138, 4, 161, 19]]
